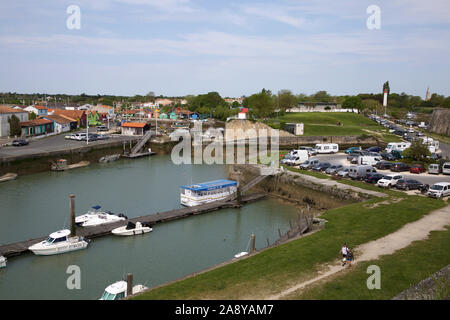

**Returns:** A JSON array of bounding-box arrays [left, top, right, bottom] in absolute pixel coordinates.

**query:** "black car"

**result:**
[[391, 162, 411, 172], [312, 162, 331, 172], [381, 152, 401, 161], [366, 146, 382, 153], [12, 139, 29, 146], [375, 161, 393, 170], [364, 173, 385, 184], [395, 179, 423, 190]]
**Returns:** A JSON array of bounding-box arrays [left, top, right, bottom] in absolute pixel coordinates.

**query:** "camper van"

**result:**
[[357, 155, 381, 166], [348, 165, 377, 180], [314, 143, 339, 154], [385, 142, 411, 153], [428, 163, 441, 175]]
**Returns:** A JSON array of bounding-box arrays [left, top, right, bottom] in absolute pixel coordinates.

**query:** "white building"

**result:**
[[43, 115, 72, 134], [0, 106, 29, 137]]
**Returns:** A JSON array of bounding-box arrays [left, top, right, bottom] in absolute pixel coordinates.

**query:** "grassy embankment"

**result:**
[[264, 113, 403, 142], [133, 174, 447, 300]]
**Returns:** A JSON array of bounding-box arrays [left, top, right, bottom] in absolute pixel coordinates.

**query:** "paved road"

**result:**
[[0, 130, 137, 160], [311, 153, 450, 186]]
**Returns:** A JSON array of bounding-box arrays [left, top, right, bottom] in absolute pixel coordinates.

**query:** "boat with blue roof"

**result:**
[[180, 179, 238, 207]]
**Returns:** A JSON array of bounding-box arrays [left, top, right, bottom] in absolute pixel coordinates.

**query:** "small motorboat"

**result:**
[[100, 280, 147, 300], [28, 229, 89, 256], [76, 206, 127, 227], [0, 173, 17, 183], [0, 255, 6, 268], [234, 252, 248, 259], [51, 159, 90, 171], [99, 154, 120, 163], [112, 221, 152, 236]]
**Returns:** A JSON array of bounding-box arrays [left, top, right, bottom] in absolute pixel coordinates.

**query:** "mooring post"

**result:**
[[127, 273, 133, 297], [278, 228, 282, 238], [266, 237, 270, 247], [69, 194, 76, 237], [250, 233, 256, 253]]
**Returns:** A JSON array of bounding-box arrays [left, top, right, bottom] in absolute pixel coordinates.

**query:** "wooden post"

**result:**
[[278, 228, 282, 238], [126, 273, 133, 297], [69, 194, 76, 237], [266, 237, 270, 247], [250, 233, 256, 253]]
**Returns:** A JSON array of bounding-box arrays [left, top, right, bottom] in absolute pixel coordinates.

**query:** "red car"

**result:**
[[410, 164, 426, 174]]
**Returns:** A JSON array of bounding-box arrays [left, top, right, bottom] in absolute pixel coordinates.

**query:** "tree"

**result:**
[[8, 114, 21, 137], [29, 112, 37, 120], [277, 90, 296, 112], [342, 96, 363, 112], [248, 89, 275, 118], [312, 90, 332, 103], [402, 140, 431, 163]]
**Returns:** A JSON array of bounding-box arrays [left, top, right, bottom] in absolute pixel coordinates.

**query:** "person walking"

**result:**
[[339, 243, 348, 266], [346, 248, 354, 267]]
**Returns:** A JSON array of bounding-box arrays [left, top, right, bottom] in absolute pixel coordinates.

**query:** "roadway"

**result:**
[[312, 153, 450, 186]]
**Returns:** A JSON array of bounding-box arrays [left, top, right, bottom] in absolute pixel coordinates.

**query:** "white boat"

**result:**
[[100, 280, 147, 300], [112, 221, 152, 236], [180, 179, 237, 207], [0, 255, 6, 268], [28, 229, 89, 256], [234, 252, 248, 259], [76, 206, 127, 227]]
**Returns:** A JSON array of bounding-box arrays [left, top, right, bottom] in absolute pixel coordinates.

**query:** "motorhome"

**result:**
[[348, 165, 377, 180], [314, 143, 339, 154], [385, 142, 411, 153], [357, 155, 381, 166]]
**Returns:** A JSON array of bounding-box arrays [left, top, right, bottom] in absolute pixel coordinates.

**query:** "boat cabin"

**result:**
[[180, 179, 238, 207], [46, 229, 71, 244], [100, 281, 128, 300]]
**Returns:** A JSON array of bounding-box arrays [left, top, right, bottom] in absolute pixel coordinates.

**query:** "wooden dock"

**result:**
[[0, 193, 266, 258]]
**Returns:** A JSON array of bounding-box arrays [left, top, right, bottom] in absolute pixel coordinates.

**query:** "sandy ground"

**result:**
[[267, 204, 450, 300]]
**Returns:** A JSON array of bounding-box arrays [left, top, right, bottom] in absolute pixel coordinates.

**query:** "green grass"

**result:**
[[292, 227, 450, 300], [133, 193, 446, 300]]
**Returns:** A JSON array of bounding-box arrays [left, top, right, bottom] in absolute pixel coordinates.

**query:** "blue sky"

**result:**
[[1, 0, 449, 97]]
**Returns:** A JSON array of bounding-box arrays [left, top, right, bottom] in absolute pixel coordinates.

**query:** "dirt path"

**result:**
[[267, 204, 450, 300]]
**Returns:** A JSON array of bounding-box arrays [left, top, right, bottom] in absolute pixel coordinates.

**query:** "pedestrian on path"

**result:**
[[339, 243, 348, 266]]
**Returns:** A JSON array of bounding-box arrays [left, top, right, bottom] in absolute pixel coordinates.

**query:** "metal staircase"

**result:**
[[130, 130, 154, 155]]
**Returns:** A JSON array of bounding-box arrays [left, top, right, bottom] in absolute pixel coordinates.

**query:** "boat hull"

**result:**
[[0, 256, 6, 268], [112, 226, 152, 236], [29, 241, 89, 256]]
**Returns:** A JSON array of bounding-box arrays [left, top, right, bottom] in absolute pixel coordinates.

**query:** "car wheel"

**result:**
[[405, 187, 409, 191]]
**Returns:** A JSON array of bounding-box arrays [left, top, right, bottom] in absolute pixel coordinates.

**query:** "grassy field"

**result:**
[[264, 112, 403, 142], [133, 185, 447, 299], [291, 227, 450, 300]]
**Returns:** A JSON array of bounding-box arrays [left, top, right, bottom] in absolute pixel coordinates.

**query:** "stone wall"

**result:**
[[429, 108, 450, 136]]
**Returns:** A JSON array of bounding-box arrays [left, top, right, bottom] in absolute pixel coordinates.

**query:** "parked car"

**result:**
[[96, 134, 109, 140], [345, 146, 361, 154], [427, 182, 450, 198], [280, 154, 294, 165], [325, 164, 344, 175], [364, 173, 385, 184], [366, 146, 382, 153], [348, 165, 377, 180], [377, 174, 404, 188], [374, 161, 393, 170], [428, 163, 441, 175], [409, 164, 426, 174], [72, 133, 87, 141], [12, 139, 29, 146], [391, 162, 411, 172], [337, 167, 350, 178], [395, 179, 423, 190], [97, 125, 109, 131], [299, 158, 320, 170], [312, 162, 332, 172], [443, 162, 450, 175]]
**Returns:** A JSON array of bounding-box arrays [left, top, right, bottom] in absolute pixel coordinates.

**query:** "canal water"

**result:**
[[0, 155, 300, 299]]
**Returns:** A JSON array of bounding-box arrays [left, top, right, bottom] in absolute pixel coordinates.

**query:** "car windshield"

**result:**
[[384, 176, 393, 180], [431, 185, 444, 190]]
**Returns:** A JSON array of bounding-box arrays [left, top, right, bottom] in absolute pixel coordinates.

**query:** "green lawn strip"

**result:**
[[290, 226, 450, 300], [133, 195, 445, 300]]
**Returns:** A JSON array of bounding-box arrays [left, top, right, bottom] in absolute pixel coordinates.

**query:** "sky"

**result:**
[[0, 0, 449, 98]]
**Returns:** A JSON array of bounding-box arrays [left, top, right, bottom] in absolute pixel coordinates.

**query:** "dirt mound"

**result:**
[[225, 120, 293, 140]]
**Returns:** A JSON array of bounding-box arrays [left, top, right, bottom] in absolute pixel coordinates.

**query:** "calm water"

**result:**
[[0, 155, 299, 299]]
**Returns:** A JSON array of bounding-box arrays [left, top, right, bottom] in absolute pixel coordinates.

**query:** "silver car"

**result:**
[[325, 164, 344, 175], [337, 167, 350, 177]]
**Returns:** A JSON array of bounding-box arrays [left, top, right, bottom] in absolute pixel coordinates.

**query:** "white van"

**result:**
[[443, 162, 450, 175], [385, 142, 411, 153], [287, 150, 309, 165], [428, 164, 441, 175], [427, 182, 450, 198], [314, 143, 339, 154], [357, 155, 381, 166]]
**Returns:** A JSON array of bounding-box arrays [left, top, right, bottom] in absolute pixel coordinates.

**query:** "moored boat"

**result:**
[[112, 221, 152, 236], [76, 206, 127, 227], [28, 229, 89, 256], [0, 255, 6, 268], [180, 179, 237, 207], [100, 280, 147, 300], [99, 154, 121, 163], [51, 159, 90, 171], [0, 173, 17, 183]]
